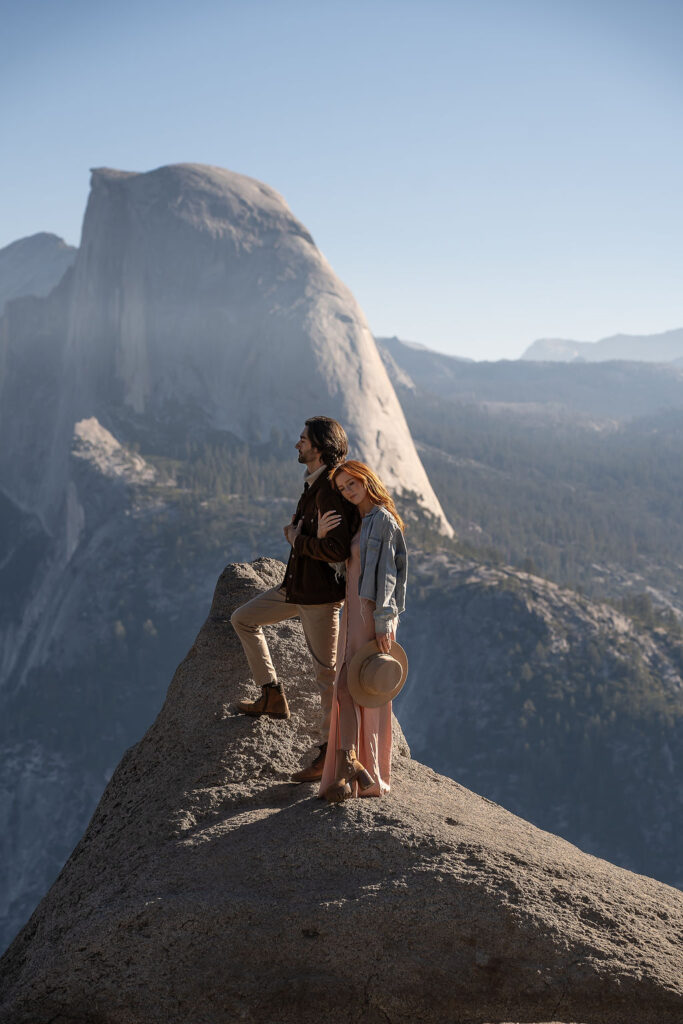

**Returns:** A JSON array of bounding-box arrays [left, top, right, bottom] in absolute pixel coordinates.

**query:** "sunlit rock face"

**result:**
[[63, 164, 452, 534]]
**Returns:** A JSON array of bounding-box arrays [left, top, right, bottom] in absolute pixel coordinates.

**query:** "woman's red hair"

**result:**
[[330, 460, 405, 532]]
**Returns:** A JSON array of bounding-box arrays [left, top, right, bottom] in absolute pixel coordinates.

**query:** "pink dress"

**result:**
[[318, 528, 394, 798]]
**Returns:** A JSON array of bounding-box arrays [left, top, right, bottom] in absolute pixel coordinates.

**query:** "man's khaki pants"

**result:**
[[230, 586, 342, 741]]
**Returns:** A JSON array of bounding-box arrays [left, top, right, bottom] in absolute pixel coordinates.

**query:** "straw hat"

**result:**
[[347, 640, 408, 708]]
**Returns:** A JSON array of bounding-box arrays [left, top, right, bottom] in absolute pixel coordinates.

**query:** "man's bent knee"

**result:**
[[230, 608, 247, 630], [231, 606, 267, 636]]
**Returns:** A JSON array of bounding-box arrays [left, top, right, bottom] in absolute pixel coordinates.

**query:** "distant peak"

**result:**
[[522, 328, 683, 363], [0, 232, 76, 255]]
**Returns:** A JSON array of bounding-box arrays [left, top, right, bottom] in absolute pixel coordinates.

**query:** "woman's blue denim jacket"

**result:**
[[358, 506, 408, 634]]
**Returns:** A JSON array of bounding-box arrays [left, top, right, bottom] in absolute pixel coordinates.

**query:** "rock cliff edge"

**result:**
[[1, 559, 681, 1024]]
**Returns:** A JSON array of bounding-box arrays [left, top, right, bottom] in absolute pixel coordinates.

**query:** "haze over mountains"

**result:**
[[521, 327, 683, 363], [1, 163, 682, 962], [378, 334, 683, 419]]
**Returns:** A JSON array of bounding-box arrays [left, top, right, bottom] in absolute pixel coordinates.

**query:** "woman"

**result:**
[[316, 460, 408, 803]]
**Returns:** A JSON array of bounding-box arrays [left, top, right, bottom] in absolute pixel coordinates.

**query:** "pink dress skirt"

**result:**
[[318, 528, 393, 798]]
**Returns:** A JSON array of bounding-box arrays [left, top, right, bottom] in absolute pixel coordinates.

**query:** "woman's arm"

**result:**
[[372, 528, 402, 643], [374, 611, 396, 653], [293, 490, 354, 563]]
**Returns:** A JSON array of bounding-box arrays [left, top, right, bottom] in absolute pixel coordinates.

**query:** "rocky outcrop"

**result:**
[[0, 233, 76, 315], [1, 559, 681, 1024]]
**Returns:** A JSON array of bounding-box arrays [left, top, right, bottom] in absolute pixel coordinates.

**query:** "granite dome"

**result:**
[[64, 163, 452, 533]]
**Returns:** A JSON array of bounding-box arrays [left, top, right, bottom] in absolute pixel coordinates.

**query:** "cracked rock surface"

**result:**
[[1, 558, 681, 1024]]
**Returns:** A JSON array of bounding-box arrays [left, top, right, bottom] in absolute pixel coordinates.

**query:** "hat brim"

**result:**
[[347, 639, 408, 708]]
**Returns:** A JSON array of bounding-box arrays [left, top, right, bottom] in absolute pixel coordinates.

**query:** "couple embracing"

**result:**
[[230, 416, 408, 803]]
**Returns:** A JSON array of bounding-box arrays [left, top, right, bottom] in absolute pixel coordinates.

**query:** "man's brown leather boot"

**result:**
[[236, 683, 290, 719], [291, 743, 327, 783]]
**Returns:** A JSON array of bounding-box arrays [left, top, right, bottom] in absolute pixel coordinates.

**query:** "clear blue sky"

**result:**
[[2, 0, 682, 360]]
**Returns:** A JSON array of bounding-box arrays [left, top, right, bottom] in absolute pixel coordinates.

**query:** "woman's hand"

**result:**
[[317, 509, 342, 539], [376, 629, 395, 654]]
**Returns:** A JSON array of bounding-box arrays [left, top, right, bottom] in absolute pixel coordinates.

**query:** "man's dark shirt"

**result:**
[[282, 468, 359, 604]]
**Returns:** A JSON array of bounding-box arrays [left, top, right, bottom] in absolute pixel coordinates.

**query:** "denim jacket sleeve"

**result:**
[[358, 508, 408, 634]]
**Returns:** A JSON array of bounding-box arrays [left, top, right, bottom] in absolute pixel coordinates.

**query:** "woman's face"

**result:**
[[335, 470, 369, 507]]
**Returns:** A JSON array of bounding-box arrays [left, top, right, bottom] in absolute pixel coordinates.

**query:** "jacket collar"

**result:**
[[302, 463, 328, 496], [360, 504, 380, 528]]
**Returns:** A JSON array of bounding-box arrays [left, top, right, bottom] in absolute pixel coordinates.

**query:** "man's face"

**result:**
[[295, 426, 320, 465]]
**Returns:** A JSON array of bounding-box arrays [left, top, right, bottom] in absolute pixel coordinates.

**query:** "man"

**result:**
[[231, 416, 358, 782]]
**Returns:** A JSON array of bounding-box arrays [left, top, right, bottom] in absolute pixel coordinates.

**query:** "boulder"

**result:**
[[1, 558, 681, 1024]]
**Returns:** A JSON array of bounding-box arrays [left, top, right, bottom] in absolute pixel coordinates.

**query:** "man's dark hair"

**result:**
[[305, 416, 349, 469]]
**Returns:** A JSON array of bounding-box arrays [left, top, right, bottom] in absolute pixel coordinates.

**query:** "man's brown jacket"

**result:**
[[282, 469, 359, 604]]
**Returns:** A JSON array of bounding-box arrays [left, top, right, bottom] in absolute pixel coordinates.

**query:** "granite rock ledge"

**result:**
[[1, 558, 681, 1024]]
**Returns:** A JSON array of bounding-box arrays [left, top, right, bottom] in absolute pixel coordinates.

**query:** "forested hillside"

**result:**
[[380, 339, 683, 614]]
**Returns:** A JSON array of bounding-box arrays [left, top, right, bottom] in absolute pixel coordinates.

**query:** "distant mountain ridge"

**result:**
[[377, 334, 683, 420], [522, 327, 683, 363], [0, 232, 76, 315]]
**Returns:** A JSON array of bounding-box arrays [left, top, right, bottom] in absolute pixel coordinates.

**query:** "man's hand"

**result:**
[[284, 518, 302, 547]]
